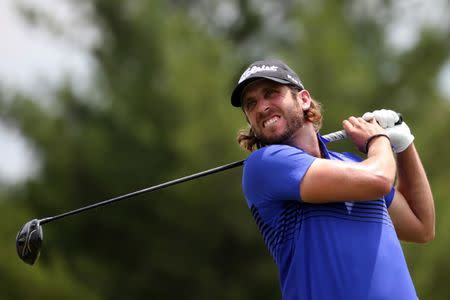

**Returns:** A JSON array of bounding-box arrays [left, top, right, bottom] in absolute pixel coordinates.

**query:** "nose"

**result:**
[[255, 97, 271, 113]]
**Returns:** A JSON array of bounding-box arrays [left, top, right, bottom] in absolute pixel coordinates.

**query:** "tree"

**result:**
[[1, 0, 449, 299]]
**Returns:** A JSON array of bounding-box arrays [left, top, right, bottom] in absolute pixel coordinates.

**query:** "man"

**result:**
[[230, 59, 435, 299]]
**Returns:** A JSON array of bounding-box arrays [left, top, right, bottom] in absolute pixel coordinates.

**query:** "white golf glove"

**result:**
[[362, 109, 414, 153], [362, 109, 399, 128]]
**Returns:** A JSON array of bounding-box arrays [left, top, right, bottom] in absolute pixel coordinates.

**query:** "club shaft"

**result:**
[[40, 160, 244, 225], [38, 127, 374, 226], [322, 114, 402, 143]]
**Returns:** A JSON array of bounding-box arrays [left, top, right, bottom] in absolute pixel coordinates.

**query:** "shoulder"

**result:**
[[242, 145, 316, 206], [243, 144, 316, 190], [244, 145, 313, 172]]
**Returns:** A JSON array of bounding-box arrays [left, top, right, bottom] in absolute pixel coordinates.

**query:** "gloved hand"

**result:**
[[362, 109, 414, 153], [362, 109, 399, 129]]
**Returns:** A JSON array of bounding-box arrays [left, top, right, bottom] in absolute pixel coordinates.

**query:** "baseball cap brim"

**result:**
[[230, 76, 292, 107]]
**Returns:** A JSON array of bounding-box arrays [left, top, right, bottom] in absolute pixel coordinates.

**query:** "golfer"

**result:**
[[231, 59, 435, 299]]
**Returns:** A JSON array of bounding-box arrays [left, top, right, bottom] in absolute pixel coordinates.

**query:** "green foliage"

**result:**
[[1, 0, 449, 299]]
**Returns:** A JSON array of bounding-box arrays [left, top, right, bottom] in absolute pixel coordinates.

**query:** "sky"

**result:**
[[0, 0, 96, 184], [0, 0, 449, 184]]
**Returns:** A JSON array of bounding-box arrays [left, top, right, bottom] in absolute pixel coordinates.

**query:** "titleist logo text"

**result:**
[[239, 65, 278, 83]]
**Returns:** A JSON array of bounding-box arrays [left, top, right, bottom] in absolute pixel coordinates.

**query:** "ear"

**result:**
[[297, 89, 312, 111]]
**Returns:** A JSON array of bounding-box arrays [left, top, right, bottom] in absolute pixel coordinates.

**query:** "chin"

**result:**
[[260, 133, 289, 145]]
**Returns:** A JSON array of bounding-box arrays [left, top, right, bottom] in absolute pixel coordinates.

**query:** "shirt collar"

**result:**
[[317, 133, 331, 159]]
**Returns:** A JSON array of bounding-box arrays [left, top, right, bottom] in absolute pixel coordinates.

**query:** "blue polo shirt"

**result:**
[[242, 134, 416, 300]]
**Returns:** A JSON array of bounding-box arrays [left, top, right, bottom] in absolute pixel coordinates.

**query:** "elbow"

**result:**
[[364, 160, 396, 198], [371, 174, 394, 198], [418, 227, 435, 244], [343, 166, 394, 200], [405, 227, 435, 244]]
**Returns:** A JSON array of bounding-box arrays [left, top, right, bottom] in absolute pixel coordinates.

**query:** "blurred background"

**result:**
[[1, 0, 449, 299]]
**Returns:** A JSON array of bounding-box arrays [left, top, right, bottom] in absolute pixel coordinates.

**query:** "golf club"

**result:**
[[16, 116, 402, 265]]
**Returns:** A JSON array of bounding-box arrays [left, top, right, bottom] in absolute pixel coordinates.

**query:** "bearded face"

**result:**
[[242, 80, 305, 146], [252, 98, 304, 145]]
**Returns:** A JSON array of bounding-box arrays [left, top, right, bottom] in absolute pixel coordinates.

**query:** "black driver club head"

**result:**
[[16, 219, 43, 265]]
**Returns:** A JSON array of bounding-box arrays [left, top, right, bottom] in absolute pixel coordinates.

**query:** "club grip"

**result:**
[[322, 112, 403, 143], [395, 113, 403, 125]]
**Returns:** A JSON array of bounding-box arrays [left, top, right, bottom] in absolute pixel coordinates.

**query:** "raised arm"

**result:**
[[362, 109, 435, 243], [301, 117, 396, 203], [388, 144, 435, 243]]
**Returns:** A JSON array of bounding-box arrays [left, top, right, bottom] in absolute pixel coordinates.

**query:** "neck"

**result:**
[[285, 122, 322, 158]]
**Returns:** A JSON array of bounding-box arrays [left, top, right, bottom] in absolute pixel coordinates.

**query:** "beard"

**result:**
[[254, 107, 304, 145]]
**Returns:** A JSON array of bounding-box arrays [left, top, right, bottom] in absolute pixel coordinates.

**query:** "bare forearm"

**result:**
[[301, 137, 396, 203], [396, 144, 435, 239], [361, 136, 397, 187]]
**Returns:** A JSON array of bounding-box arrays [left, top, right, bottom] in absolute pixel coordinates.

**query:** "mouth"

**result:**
[[262, 115, 281, 128]]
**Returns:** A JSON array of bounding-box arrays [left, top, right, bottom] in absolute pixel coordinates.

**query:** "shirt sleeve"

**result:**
[[384, 186, 396, 208], [242, 145, 316, 207]]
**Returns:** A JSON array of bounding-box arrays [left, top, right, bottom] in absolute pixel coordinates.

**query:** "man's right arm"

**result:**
[[301, 117, 396, 203]]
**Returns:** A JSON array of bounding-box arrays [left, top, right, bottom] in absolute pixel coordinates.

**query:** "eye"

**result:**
[[265, 88, 279, 99], [245, 99, 256, 111]]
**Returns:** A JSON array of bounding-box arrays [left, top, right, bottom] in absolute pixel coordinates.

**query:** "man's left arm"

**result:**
[[388, 144, 435, 243], [363, 109, 435, 243]]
